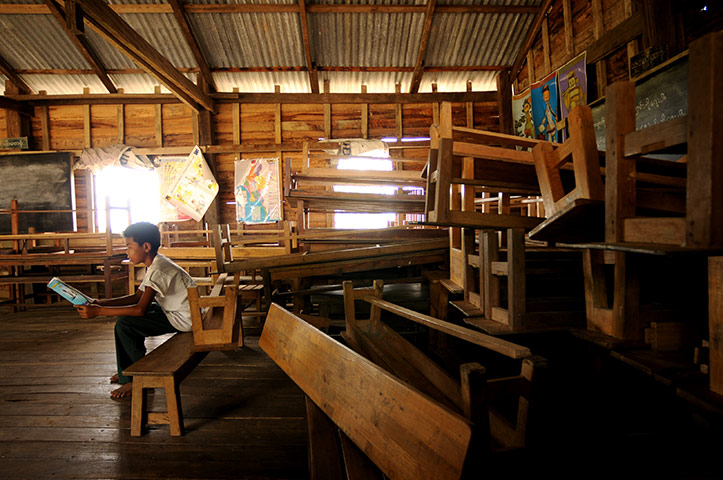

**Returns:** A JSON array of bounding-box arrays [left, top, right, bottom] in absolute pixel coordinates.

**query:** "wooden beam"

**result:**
[[298, 0, 319, 94], [75, 0, 215, 112], [541, 15, 551, 73], [562, 0, 574, 57], [511, 0, 554, 78], [592, 0, 607, 99], [0, 4, 540, 15], [0, 95, 33, 115], [360, 85, 368, 139], [167, 0, 216, 92], [12, 90, 497, 106], [41, 0, 117, 94], [710, 256, 723, 395], [0, 54, 32, 94], [409, 0, 437, 94], [496, 70, 512, 134], [586, 13, 643, 65], [259, 304, 472, 480]]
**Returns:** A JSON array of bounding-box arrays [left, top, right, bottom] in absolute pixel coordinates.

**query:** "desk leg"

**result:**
[[104, 258, 112, 299]]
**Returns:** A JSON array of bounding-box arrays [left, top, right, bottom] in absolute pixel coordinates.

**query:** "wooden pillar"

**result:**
[[117, 89, 125, 144], [361, 84, 368, 139], [563, 0, 574, 58], [4, 81, 29, 140], [507, 228, 526, 331], [154, 86, 163, 147], [710, 256, 723, 395], [39, 90, 51, 151], [496, 71, 512, 135], [232, 87, 241, 145], [592, 0, 607, 99]]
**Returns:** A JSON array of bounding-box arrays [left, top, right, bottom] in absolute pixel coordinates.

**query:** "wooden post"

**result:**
[[563, 0, 574, 58], [496, 71, 513, 135], [361, 84, 368, 139], [39, 91, 51, 151], [232, 87, 241, 145], [395, 83, 403, 141], [274, 85, 282, 145], [592, 0, 607, 99], [507, 228, 526, 331], [541, 15, 551, 74], [710, 256, 723, 394], [686, 32, 723, 248], [154, 85, 163, 147], [323, 79, 331, 139]]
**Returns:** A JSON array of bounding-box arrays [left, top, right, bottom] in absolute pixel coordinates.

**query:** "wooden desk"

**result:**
[[0, 253, 128, 310]]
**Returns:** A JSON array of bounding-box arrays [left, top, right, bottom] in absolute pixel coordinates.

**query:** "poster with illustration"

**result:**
[[235, 158, 281, 224], [557, 52, 587, 121], [163, 146, 219, 222], [531, 71, 560, 143], [512, 89, 534, 140], [158, 157, 192, 222]]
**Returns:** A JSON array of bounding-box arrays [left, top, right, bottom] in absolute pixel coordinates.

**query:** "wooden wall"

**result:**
[[18, 96, 499, 230]]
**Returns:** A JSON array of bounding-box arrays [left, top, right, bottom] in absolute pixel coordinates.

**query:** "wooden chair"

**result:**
[[187, 273, 241, 351]]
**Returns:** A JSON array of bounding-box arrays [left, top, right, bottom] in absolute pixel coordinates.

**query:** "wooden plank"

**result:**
[[364, 297, 531, 359], [623, 217, 685, 245], [586, 13, 643, 64], [562, 0, 573, 57], [259, 304, 472, 480], [623, 116, 687, 157], [541, 16, 551, 73]]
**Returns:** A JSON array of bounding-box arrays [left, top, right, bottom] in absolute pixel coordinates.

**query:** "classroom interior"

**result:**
[[0, 1, 722, 479]]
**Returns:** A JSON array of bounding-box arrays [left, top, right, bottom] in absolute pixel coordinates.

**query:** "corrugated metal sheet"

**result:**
[[189, 12, 305, 67], [214, 71, 310, 93], [0, 15, 90, 69]]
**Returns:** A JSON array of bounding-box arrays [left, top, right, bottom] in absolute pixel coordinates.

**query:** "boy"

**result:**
[[76, 222, 196, 399]]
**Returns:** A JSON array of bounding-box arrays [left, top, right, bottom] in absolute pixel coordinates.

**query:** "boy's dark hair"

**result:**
[[123, 222, 161, 254]]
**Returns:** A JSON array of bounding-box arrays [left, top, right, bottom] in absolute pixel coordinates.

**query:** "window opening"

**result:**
[[94, 166, 161, 233]]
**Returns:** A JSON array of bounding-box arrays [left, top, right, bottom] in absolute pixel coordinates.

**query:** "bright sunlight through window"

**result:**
[[94, 167, 161, 233], [333, 152, 396, 229]]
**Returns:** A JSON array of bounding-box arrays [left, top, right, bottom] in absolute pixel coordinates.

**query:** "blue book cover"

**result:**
[[47, 277, 94, 306]]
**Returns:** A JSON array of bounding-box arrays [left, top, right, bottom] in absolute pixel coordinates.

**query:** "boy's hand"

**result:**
[[75, 304, 101, 319]]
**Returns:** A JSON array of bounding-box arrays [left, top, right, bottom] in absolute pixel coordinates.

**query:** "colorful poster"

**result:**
[[531, 71, 560, 143], [158, 157, 191, 222], [163, 146, 219, 222], [512, 89, 534, 140], [557, 52, 588, 121], [235, 158, 281, 224]]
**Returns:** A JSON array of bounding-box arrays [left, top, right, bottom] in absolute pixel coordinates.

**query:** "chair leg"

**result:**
[[130, 378, 147, 437]]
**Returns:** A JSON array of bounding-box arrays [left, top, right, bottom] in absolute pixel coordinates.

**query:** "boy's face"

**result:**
[[125, 237, 150, 265]]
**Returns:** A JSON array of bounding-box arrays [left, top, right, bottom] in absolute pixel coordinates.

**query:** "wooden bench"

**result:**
[[122, 332, 208, 436]]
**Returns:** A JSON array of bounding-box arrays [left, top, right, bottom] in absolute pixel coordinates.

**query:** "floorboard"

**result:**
[[0, 307, 308, 479]]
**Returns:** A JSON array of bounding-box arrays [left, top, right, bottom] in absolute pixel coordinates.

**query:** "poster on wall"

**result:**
[[557, 52, 588, 123], [163, 146, 219, 222], [512, 89, 534, 140], [158, 157, 192, 222], [234, 158, 281, 224], [531, 71, 560, 143]]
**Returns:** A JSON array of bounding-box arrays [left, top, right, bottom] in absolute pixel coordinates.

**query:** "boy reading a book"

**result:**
[[75, 222, 196, 399]]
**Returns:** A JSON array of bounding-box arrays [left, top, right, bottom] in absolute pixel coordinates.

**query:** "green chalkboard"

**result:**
[[591, 55, 688, 152], [0, 152, 75, 234]]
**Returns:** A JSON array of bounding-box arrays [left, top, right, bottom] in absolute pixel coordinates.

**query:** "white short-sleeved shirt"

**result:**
[[139, 254, 196, 332]]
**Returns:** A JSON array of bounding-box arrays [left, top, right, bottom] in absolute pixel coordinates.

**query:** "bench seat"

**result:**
[[123, 332, 207, 436]]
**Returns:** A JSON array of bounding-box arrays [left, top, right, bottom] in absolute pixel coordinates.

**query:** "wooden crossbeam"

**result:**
[[167, 0, 216, 92], [75, 0, 215, 113], [260, 304, 472, 480], [41, 0, 117, 94], [298, 0, 319, 94], [409, 0, 437, 94]]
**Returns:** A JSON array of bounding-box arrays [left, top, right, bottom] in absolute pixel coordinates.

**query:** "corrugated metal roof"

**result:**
[[0, 0, 540, 94], [0, 15, 90, 69], [190, 12, 305, 67]]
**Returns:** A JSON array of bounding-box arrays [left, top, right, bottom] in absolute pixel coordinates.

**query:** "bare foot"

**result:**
[[110, 374, 119, 384], [111, 383, 133, 399]]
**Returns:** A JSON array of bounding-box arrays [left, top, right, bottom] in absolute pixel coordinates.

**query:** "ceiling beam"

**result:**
[[10, 90, 498, 106], [0, 95, 34, 115], [74, 0, 215, 113], [511, 0, 555, 79], [42, 0, 117, 93], [167, 0, 216, 93], [0, 55, 32, 94], [0, 3, 539, 15], [15, 65, 511, 75], [409, 0, 437, 94], [298, 0, 319, 94]]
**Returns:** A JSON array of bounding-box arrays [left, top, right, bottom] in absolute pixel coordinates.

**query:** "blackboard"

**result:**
[[0, 152, 75, 234], [591, 55, 688, 152]]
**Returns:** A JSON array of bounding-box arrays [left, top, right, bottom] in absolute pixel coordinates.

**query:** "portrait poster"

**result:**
[[158, 156, 191, 222], [163, 146, 219, 222], [531, 71, 560, 143], [512, 89, 534, 140], [557, 52, 588, 121], [234, 158, 281, 224]]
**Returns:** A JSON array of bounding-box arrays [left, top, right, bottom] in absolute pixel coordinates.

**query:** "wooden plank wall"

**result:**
[[19, 97, 499, 229]]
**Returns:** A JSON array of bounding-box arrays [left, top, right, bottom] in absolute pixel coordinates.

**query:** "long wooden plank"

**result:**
[[363, 297, 531, 359], [260, 304, 472, 480]]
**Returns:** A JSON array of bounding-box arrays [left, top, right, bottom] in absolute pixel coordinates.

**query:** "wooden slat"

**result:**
[[363, 297, 531, 359], [259, 304, 472, 480], [623, 116, 687, 157]]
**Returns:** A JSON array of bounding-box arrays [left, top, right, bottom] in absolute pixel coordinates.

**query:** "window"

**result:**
[[333, 154, 396, 229], [94, 167, 161, 233]]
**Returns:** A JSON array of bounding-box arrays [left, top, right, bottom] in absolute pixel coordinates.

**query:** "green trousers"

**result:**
[[114, 303, 179, 384]]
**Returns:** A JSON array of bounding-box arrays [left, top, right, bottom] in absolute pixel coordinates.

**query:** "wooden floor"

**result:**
[[0, 307, 308, 480]]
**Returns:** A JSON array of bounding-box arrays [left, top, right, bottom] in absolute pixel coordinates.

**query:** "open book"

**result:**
[[47, 277, 95, 306]]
